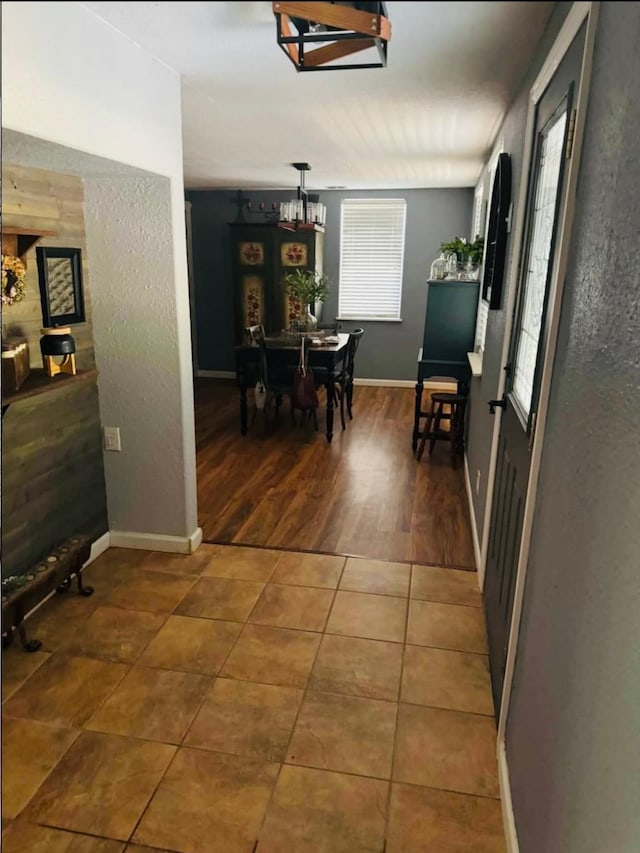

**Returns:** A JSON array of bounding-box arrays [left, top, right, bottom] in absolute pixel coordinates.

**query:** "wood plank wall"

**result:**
[[2, 163, 108, 577]]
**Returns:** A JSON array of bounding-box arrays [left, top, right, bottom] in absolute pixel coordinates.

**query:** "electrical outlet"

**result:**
[[103, 426, 121, 452], [475, 469, 481, 495]]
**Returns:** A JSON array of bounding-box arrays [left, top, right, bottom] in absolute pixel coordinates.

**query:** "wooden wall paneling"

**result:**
[[1, 163, 107, 578]]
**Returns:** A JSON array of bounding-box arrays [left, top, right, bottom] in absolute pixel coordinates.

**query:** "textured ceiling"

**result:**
[[83, 1, 554, 190]]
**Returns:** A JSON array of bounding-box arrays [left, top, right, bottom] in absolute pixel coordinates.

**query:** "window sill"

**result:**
[[336, 317, 403, 323], [467, 352, 483, 378]]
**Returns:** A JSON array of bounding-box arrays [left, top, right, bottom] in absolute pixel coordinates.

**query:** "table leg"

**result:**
[[326, 373, 335, 443], [412, 379, 424, 452], [238, 365, 248, 436]]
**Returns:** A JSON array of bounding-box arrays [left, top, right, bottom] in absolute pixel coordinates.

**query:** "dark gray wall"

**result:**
[[466, 2, 571, 537], [186, 188, 473, 380], [507, 4, 640, 851]]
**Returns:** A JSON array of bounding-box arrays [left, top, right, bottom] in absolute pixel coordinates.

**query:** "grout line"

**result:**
[[202, 538, 477, 573], [125, 738, 182, 845], [383, 562, 411, 845], [253, 554, 348, 847]]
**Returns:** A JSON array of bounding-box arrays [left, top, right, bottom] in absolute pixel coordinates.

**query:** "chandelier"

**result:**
[[280, 163, 327, 229], [231, 163, 326, 230], [273, 1, 391, 72]]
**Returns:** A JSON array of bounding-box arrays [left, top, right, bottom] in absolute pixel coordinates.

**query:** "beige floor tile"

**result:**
[[221, 624, 321, 688], [18, 595, 98, 654], [1, 821, 125, 852], [309, 634, 403, 701], [2, 717, 79, 817], [125, 847, 172, 853], [83, 548, 149, 590], [138, 615, 242, 675], [2, 649, 51, 703], [106, 570, 195, 614], [81, 551, 149, 600], [401, 645, 494, 715], [132, 747, 278, 853], [62, 606, 167, 664], [249, 584, 334, 631], [202, 545, 282, 581], [271, 552, 345, 589], [140, 547, 216, 576], [258, 765, 388, 853], [175, 577, 264, 621], [25, 730, 175, 841], [287, 690, 397, 779], [87, 666, 210, 744], [387, 783, 506, 852], [185, 678, 303, 761], [326, 591, 407, 643], [125, 846, 173, 853], [393, 704, 499, 798], [407, 600, 488, 653], [3, 655, 128, 727], [411, 564, 482, 607], [339, 558, 411, 597]]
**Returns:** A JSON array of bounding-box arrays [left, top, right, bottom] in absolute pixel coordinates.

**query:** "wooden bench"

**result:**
[[2, 535, 93, 651]]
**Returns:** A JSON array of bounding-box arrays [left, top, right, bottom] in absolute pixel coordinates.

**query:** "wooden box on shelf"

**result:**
[[1, 337, 31, 393]]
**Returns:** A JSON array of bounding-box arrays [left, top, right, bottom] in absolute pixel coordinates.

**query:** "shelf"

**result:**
[[467, 352, 483, 378], [2, 226, 57, 263], [2, 368, 98, 415]]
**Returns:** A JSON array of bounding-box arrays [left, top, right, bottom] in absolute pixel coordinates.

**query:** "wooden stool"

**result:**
[[416, 392, 467, 468]]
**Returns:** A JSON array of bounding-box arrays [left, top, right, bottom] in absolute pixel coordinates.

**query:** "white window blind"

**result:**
[[339, 199, 406, 320]]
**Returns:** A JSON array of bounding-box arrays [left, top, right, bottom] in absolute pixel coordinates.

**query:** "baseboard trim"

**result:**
[[109, 528, 203, 554], [88, 531, 111, 565], [354, 378, 414, 388], [464, 452, 482, 580], [197, 369, 236, 379], [189, 526, 203, 553], [498, 739, 520, 853], [354, 378, 458, 389]]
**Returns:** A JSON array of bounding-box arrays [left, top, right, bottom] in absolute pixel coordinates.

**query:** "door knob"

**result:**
[[488, 396, 507, 415]]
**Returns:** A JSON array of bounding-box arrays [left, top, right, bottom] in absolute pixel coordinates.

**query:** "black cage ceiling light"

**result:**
[[273, 1, 391, 72]]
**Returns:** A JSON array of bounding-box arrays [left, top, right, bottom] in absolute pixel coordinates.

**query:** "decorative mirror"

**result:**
[[482, 152, 512, 309], [36, 247, 85, 327]]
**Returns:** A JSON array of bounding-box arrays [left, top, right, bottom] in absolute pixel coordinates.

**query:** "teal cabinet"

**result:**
[[412, 279, 479, 450], [420, 279, 479, 379]]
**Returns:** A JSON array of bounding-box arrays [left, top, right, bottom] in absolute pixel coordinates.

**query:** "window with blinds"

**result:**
[[338, 199, 407, 320]]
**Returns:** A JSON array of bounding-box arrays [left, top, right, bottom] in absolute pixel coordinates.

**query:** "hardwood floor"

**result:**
[[195, 379, 475, 568]]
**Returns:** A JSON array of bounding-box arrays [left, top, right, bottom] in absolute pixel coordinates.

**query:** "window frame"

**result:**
[[337, 197, 407, 322]]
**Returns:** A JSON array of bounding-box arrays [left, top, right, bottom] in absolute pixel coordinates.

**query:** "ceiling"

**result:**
[[84, 1, 554, 191]]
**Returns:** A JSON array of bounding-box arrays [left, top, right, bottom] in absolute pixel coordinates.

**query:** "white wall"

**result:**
[[2, 2, 199, 546]]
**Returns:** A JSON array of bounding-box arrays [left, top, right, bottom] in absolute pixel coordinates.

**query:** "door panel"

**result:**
[[484, 24, 586, 715]]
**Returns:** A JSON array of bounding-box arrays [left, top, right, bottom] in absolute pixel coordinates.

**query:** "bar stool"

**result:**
[[416, 391, 467, 468]]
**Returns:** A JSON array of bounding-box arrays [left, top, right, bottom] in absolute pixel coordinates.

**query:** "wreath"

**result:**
[[2, 254, 27, 305]]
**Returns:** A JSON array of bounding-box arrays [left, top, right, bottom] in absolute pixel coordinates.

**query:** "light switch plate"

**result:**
[[103, 426, 121, 452]]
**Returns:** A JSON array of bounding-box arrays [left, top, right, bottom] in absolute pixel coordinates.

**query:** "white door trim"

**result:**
[[492, 2, 599, 764]]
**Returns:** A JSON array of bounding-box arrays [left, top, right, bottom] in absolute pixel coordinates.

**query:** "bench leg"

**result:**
[[76, 570, 94, 597], [18, 622, 42, 653]]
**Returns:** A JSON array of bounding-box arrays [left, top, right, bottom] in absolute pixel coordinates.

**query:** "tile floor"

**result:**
[[1, 545, 505, 853]]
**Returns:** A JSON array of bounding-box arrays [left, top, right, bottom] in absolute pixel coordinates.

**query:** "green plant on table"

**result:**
[[283, 268, 331, 308]]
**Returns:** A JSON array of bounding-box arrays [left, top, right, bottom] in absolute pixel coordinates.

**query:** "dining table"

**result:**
[[235, 332, 350, 443]]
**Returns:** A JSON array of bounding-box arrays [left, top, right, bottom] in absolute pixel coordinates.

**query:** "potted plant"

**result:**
[[439, 235, 485, 278], [283, 268, 331, 330]]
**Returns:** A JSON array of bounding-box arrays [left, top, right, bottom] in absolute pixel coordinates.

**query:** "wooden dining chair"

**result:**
[[333, 328, 364, 430]]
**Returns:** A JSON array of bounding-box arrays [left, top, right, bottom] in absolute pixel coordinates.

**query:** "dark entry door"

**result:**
[[484, 25, 586, 714]]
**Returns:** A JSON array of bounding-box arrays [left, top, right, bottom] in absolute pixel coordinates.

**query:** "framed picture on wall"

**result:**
[[482, 153, 512, 309], [36, 246, 85, 327]]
